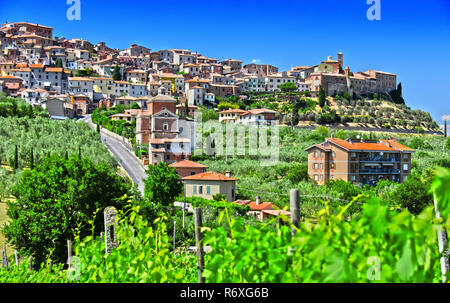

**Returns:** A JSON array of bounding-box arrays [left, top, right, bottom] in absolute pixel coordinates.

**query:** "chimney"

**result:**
[[256, 196, 261, 205], [225, 171, 231, 178]]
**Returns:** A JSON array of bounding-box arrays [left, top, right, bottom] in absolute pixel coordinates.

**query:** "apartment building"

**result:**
[[304, 137, 415, 185]]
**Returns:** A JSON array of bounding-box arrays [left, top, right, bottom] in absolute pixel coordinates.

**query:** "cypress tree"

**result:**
[[30, 148, 34, 169], [78, 146, 82, 159], [96, 123, 100, 133], [184, 99, 189, 117], [65, 151, 69, 160], [445, 119, 447, 137], [112, 65, 121, 81], [13, 145, 18, 172]]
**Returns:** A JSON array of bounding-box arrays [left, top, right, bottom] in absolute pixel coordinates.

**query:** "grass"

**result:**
[[0, 200, 13, 256]]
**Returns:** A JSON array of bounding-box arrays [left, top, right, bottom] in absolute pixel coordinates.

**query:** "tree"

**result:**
[[445, 138, 450, 150], [392, 171, 432, 214], [29, 148, 34, 169], [185, 99, 189, 117], [280, 82, 298, 93], [445, 119, 447, 138], [285, 163, 309, 184], [112, 65, 122, 81], [55, 58, 63, 68], [131, 102, 141, 109], [96, 123, 100, 133], [3, 155, 131, 265], [213, 193, 226, 201], [144, 162, 182, 207], [318, 85, 327, 108], [13, 144, 18, 172]]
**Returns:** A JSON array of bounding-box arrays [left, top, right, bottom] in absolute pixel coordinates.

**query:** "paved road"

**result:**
[[79, 115, 147, 193]]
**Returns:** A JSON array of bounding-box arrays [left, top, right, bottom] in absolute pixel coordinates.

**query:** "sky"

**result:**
[[1, 0, 449, 125]]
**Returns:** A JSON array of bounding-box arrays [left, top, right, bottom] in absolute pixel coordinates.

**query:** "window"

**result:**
[[166, 154, 170, 160], [320, 175, 323, 181], [193, 185, 197, 194], [351, 152, 356, 158], [351, 175, 356, 181], [314, 175, 318, 181], [331, 163, 336, 169], [199, 186, 203, 194], [320, 163, 323, 170], [314, 151, 319, 158], [403, 164, 408, 171], [206, 186, 211, 194], [403, 154, 408, 160], [331, 175, 335, 180], [163, 123, 169, 131], [181, 154, 185, 160], [191, 171, 196, 175], [313, 163, 319, 169]]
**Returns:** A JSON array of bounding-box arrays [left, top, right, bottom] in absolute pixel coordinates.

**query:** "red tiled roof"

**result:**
[[249, 202, 274, 211], [169, 160, 208, 169], [380, 140, 415, 152], [30, 64, 44, 68], [327, 138, 411, 152], [45, 67, 63, 73], [182, 171, 237, 181]]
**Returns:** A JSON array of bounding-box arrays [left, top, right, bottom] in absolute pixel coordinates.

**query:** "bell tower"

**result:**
[[337, 51, 343, 71]]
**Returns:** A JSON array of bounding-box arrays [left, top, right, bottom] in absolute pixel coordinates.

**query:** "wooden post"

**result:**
[[104, 206, 119, 254], [29, 257, 33, 270], [3, 245, 8, 271], [49, 260, 53, 273], [194, 208, 205, 283], [1, 250, 5, 269], [67, 239, 72, 268], [434, 196, 450, 282], [173, 220, 177, 255], [290, 189, 300, 236], [14, 250, 18, 266], [100, 232, 104, 242], [183, 183, 186, 228]]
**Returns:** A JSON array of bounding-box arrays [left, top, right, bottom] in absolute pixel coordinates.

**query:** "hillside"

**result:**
[[233, 92, 441, 132]]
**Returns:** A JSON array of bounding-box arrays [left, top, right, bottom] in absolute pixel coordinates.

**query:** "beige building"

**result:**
[[304, 137, 415, 185], [182, 171, 237, 201]]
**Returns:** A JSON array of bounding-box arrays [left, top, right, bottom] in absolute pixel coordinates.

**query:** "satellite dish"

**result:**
[[380, 152, 384, 156]]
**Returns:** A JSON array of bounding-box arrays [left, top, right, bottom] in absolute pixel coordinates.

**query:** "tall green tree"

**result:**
[[3, 155, 130, 265], [144, 162, 182, 207], [280, 82, 298, 93], [29, 148, 34, 169], [13, 144, 18, 172], [55, 58, 63, 68], [112, 65, 122, 81], [318, 85, 327, 108]]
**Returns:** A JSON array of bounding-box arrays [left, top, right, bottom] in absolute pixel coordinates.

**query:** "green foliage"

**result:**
[[318, 85, 327, 108], [55, 58, 63, 68], [131, 102, 141, 109], [218, 102, 239, 111], [279, 82, 298, 93], [144, 162, 182, 207], [445, 138, 450, 150], [392, 170, 433, 215], [201, 108, 219, 122], [204, 195, 442, 282], [112, 65, 121, 81], [3, 155, 130, 265], [285, 163, 309, 184], [213, 193, 226, 201]]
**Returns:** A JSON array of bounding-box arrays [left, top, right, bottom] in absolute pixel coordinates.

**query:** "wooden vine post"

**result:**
[[194, 208, 205, 283], [290, 189, 300, 236], [67, 239, 72, 268], [173, 220, 177, 255], [433, 195, 450, 282], [104, 206, 119, 254]]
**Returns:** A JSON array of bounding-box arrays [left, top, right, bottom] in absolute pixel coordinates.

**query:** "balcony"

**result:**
[[359, 168, 401, 174], [359, 156, 399, 163]]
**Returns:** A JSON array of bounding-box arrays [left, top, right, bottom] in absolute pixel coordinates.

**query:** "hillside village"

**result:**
[[0, 21, 443, 219]]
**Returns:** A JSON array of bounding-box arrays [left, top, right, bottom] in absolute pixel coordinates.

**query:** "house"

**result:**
[[182, 171, 237, 201], [243, 63, 278, 76], [241, 75, 266, 92], [237, 108, 278, 126], [235, 196, 291, 222], [187, 86, 205, 106], [169, 160, 208, 178], [68, 77, 94, 100], [42, 95, 75, 119], [0, 75, 23, 96], [265, 74, 296, 91], [125, 69, 148, 83], [220, 59, 242, 72], [19, 88, 49, 106], [304, 137, 415, 185], [176, 103, 198, 117], [218, 108, 248, 123], [148, 137, 191, 165]]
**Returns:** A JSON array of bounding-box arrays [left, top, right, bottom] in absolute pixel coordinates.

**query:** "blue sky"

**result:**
[[1, 0, 449, 124]]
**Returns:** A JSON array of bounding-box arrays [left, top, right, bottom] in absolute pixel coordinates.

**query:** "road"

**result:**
[[78, 115, 147, 194]]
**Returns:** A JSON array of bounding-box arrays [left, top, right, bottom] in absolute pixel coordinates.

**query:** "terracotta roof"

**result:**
[[182, 171, 237, 181], [69, 77, 93, 81], [169, 160, 208, 169], [327, 138, 414, 152], [248, 202, 274, 211], [0, 75, 21, 79], [45, 67, 63, 73], [380, 140, 415, 152], [304, 143, 331, 152], [218, 109, 247, 114], [30, 64, 44, 68], [261, 209, 291, 217]]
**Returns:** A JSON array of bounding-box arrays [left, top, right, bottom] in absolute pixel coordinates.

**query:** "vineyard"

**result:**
[[0, 167, 449, 283]]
